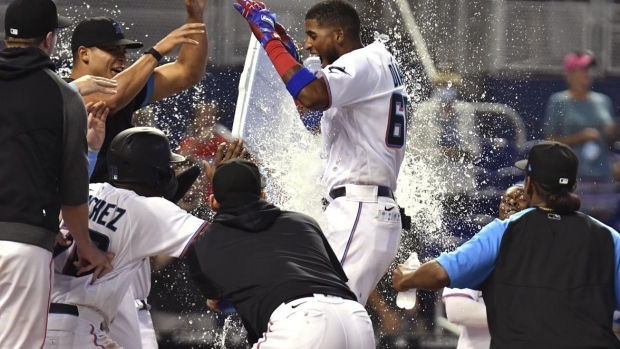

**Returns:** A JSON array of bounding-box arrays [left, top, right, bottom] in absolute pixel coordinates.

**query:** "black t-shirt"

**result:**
[[481, 209, 619, 349], [63, 77, 151, 183], [186, 200, 356, 344]]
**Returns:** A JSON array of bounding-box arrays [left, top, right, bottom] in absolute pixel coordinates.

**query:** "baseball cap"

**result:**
[[71, 17, 143, 53], [515, 141, 578, 190], [563, 51, 596, 72], [212, 159, 266, 208], [5, 0, 72, 39]]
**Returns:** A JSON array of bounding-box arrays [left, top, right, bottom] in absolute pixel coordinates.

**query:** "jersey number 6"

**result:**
[[386, 92, 407, 148]]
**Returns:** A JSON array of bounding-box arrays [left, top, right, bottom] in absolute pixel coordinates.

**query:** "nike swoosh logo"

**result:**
[[385, 206, 395, 211], [291, 301, 308, 309]]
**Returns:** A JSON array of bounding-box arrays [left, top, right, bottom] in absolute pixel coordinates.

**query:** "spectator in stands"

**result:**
[[544, 50, 617, 222], [178, 101, 233, 206], [412, 65, 480, 214]]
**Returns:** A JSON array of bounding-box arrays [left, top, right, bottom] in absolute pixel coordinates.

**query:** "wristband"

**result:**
[[264, 40, 299, 77], [68, 82, 79, 92], [285, 67, 316, 99], [144, 47, 163, 63]]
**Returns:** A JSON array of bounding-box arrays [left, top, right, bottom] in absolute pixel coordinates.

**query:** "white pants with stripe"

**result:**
[[44, 310, 121, 349], [252, 294, 375, 349], [109, 292, 158, 349], [324, 185, 402, 305], [0, 241, 52, 349]]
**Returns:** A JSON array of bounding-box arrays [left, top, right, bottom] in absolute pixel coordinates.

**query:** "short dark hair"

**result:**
[[531, 180, 581, 214], [305, 0, 361, 38], [5, 36, 46, 47]]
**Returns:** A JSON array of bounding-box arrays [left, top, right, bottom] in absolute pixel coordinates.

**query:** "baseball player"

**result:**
[[235, 0, 407, 305], [44, 127, 208, 349], [441, 185, 526, 349], [187, 158, 375, 349], [68, 0, 208, 183], [106, 139, 246, 349]]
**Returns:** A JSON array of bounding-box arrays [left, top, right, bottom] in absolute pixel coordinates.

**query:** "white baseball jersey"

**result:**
[[317, 41, 407, 194], [51, 183, 206, 327], [442, 288, 491, 349]]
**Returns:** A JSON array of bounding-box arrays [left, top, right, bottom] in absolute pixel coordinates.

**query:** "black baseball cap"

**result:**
[[5, 0, 72, 39], [212, 159, 266, 208], [71, 17, 143, 53], [515, 141, 578, 190]]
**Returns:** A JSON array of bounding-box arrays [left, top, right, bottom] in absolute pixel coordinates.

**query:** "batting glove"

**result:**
[[234, 0, 280, 47], [274, 21, 300, 62]]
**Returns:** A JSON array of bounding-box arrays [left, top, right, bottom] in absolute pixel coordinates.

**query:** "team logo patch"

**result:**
[[328, 66, 350, 75], [111, 20, 123, 34], [376, 208, 400, 222], [260, 14, 274, 27]]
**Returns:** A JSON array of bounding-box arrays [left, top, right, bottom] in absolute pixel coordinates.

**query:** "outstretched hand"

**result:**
[[86, 101, 110, 151], [73, 75, 117, 96], [233, 0, 279, 47], [203, 138, 248, 184], [74, 239, 114, 285], [153, 23, 206, 57]]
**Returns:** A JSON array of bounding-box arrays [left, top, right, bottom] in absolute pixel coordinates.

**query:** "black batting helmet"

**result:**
[[108, 127, 185, 200]]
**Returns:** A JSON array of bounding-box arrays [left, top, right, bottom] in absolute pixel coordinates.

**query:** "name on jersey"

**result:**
[[88, 195, 126, 232], [388, 61, 405, 88]]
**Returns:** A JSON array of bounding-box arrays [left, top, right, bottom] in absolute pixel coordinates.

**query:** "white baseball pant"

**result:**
[[252, 294, 375, 349], [109, 293, 158, 349], [324, 184, 402, 305], [44, 307, 121, 349], [0, 241, 53, 349]]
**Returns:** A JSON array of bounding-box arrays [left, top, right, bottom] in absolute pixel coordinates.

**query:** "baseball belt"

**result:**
[[329, 186, 395, 200]]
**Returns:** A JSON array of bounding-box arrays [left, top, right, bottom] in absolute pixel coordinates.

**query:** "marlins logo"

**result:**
[[260, 14, 274, 27], [111, 19, 123, 34], [328, 66, 350, 75]]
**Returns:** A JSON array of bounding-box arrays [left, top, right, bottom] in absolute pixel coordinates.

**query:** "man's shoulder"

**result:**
[[589, 91, 612, 104], [279, 210, 316, 221], [548, 91, 569, 104]]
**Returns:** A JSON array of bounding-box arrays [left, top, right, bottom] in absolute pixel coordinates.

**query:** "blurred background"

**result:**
[[2, 0, 620, 348]]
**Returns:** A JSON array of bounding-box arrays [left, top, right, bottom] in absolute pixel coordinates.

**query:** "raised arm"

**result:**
[[234, 0, 329, 110], [149, 0, 209, 103]]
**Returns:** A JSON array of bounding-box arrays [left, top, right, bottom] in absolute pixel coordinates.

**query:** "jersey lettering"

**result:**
[[88, 195, 126, 232], [105, 207, 126, 232]]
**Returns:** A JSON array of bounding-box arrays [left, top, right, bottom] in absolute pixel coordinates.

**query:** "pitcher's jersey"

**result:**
[[51, 183, 206, 325], [442, 288, 491, 349], [317, 41, 408, 193]]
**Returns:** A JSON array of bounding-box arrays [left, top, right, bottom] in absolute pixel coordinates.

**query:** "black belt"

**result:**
[[49, 303, 79, 316], [138, 299, 149, 311], [329, 186, 395, 200]]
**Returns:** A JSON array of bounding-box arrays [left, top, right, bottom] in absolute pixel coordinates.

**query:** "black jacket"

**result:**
[[186, 200, 355, 344], [0, 47, 89, 251]]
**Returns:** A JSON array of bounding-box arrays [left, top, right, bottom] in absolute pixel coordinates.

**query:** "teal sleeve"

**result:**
[[88, 151, 98, 177]]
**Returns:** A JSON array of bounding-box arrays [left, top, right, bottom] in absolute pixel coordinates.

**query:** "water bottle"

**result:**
[[396, 252, 421, 310], [303, 56, 322, 73]]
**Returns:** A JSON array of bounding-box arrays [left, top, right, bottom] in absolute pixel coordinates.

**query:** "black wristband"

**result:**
[[144, 47, 162, 63]]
